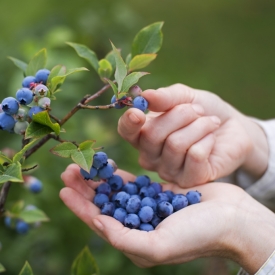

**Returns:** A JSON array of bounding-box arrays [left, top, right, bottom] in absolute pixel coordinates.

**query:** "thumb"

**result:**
[[142, 83, 196, 112]]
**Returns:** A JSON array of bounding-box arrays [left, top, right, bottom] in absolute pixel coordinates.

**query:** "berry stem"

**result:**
[[78, 103, 116, 110]]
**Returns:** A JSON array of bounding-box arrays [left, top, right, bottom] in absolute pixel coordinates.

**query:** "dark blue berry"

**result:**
[[16, 220, 29, 234], [122, 182, 138, 195], [1, 97, 19, 115], [101, 202, 115, 216], [96, 182, 111, 196], [139, 186, 156, 198], [139, 223, 154, 231], [134, 175, 150, 189], [93, 152, 108, 169], [111, 95, 126, 109], [107, 174, 123, 191], [172, 194, 188, 211], [141, 197, 157, 212], [93, 193, 109, 208], [16, 88, 34, 105], [98, 163, 114, 179], [126, 197, 141, 214], [157, 201, 173, 218], [138, 206, 154, 223], [150, 182, 163, 194], [124, 214, 140, 229], [115, 191, 130, 208], [28, 106, 44, 119], [113, 208, 127, 224], [0, 113, 16, 131], [155, 192, 170, 204], [164, 190, 175, 202], [133, 96, 148, 112], [186, 190, 202, 205], [35, 69, 50, 85], [22, 76, 37, 88], [151, 214, 163, 228]]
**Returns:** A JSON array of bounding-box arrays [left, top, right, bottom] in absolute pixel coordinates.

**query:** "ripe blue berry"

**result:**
[[155, 192, 170, 204], [28, 106, 44, 119], [16, 220, 29, 234], [139, 186, 156, 198], [1, 97, 19, 115], [126, 197, 141, 214], [26, 177, 43, 193], [124, 214, 140, 229], [139, 223, 154, 232], [114, 191, 130, 208], [16, 88, 34, 105], [0, 113, 16, 131], [98, 163, 114, 179], [35, 69, 50, 85], [157, 201, 173, 218], [172, 194, 188, 211], [96, 182, 112, 196], [113, 208, 127, 224], [151, 214, 163, 228], [22, 76, 37, 88], [186, 190, 202, 205], [133, 96, 148, 112], [107, 174, 123, 191], [134, 175, 150, 189], [93, 152, 108, 169], [141, 197, 157, 211], [164, 190, 175, 202], [150, 182, 163, 194], [80, 166, 98, 180], [111, 95, 126, 109], [93, 193, 109, 208], [101, 202, 115, 216], [138, 206, 154, 223], [122, 182, 138, 195], [4, 216, 12, 228]]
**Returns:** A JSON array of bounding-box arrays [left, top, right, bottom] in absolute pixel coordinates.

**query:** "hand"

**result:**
[[118, 84, 269, 187], [60, 164, 275, 274]]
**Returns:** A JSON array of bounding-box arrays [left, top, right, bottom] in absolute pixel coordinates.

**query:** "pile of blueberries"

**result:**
[[81, 151, 202, 231], [0, 69, 51, 135]]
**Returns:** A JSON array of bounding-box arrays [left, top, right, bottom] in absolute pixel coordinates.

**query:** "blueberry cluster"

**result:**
[[81, 152, 202, 231], [0, 68, 51, 135], [4, 205, 41, 235], [111, 85, 149, 112]]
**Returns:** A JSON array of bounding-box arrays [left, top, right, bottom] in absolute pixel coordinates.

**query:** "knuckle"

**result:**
[[165, 135, 187, 155], [188, 144, 208, 163]]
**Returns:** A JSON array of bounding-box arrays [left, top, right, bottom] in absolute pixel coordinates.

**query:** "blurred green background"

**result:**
[[0, 0, 274, 274]]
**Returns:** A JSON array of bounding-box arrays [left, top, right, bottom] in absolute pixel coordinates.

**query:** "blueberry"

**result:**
[[28, 106, 44, 119], [126, 197, 141, 214], [113, 208, 127, 224], [80, 166, 98, 180], [1, 97, 19, 115], [157, 201, 173, 218], [29, 179, 43, 193], [93, 193, 109, 208], [110, 193, 117, 202], [186, 190, 202, 205], [107, 174, 123, 191], [130, 194, 141, 200], [101, 202, 115, 216], [16, 88, 34, 105], [151, 214, 163, 228], [4, 216, 12, 228], [107, 158, 118, 172], [14, 121, 29, 135], [139, 223, 154, 231], [164, 190, 175, 202], [155, 192, 170, 204], [111, 95, 126, 109], [141, 197, 157, 212], [138, 206, 154, 223], [35, 69, 50, 85], [98, 163, 114, 179], [134, 175, 150, 189], [114, 191, 130, 208], [172, 194, 188, 211], [38, 97, 51, 109], [139, 186, 156, 198], [15, 106, 30, 122], [22, 76, 37, 88], [122, 182, 138, 195], [93, 152, 108, 169], [16, 220, 29, 234], [150, 182, 163, 194], [33, 84, 48, 97], [132, 96, 148, 112], [128, 85, 142, 98], [0, 113, 16, 131], [96, 182, 112, 196], [124, 214, 140, 229]]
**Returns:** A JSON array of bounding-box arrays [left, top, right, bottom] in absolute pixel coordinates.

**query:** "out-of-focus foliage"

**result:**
[[0, 0, 274, 274]]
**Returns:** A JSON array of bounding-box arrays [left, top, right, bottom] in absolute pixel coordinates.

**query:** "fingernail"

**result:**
[[210, 116, 221, 125], [192, 104, 204, 115], [128, 113, 141, 124], [93, 219, 104, 232]]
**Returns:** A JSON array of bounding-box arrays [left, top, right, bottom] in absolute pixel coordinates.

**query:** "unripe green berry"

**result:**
[[129, 85, 142, 98], [38, 97, 51, 109], [14, 106, 30, 122], [14, 121, 29, 135], [34, 84, 48, 98]]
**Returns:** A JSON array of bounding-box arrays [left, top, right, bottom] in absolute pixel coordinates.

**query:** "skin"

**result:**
[[117, 84, 269, 187], [60, 164, 275, 274]]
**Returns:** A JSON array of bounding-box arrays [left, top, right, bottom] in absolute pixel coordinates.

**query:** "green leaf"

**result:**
[[97, 59, 113, 80], [67, 42, 99, 72], [0, 162, 23, 184], [50, 142, 77, 158], [111, 42, 127, 92], [128, 54, 157, 72], [125, 53, 132, 67], [121, 72, 149, 93], [0, 152, 12, 165], [0, 263, 5, 273], [13, 139, 38, 163], [47, 65, 66, 85], [105, 50, 116, 71], [19, 208, 49, 223], [71, 246, 100, 275], [31, 111, 60, 135], [25, 122, 54, 139], [25, 48, 47, 76], [105, 79, 118, 98], [8, 56, 28, 73], [10, 200, 25, 215], [132, 22, 164, 57], [19, 262, 33, 275]]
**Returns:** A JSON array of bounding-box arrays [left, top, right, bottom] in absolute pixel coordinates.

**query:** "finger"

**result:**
[[117, 108, 146, 147], [61, 164, 95, 200], [138, 104, 204, 170], [180, 133, 217, 187], [142, 83, 196, 112], [157, 116, 220, 182]]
